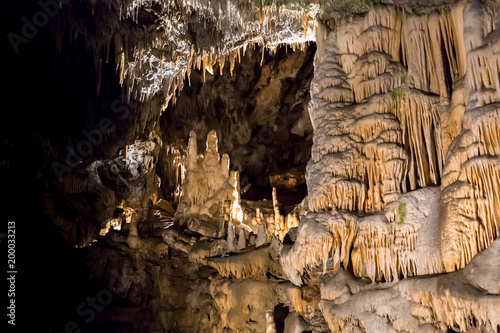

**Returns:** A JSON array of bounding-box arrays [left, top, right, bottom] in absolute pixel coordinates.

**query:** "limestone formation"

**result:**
[[17, 1, 500, 332], [176, 130, 244, 236], [285, 1, 500, 290]]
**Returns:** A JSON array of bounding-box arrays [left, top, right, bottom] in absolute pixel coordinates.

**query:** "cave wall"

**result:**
[[281, 1, 500, 331], [285, 0, 500, 280]]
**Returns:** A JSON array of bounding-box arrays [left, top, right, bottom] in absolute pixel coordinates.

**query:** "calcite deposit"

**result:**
[[5, 0, 500, 332], [286, 0, 500, 280]]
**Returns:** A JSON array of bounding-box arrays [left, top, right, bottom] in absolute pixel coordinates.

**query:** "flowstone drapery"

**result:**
[[283, 1, 500, 292]]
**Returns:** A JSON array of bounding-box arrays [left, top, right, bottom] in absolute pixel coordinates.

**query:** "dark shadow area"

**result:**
[[274, 303, 290, 333]]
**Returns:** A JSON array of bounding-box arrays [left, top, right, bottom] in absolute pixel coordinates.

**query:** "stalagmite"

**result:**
[[393, 89, 442, 190], [237, 228, 246, 251], [227, 221, 236, 253], [271, 187, 300, 240], [256, 223, 267, 248]]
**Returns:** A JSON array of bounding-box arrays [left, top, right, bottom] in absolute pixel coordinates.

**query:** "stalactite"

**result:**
[[351, 217, 419, 282], [460, 157, 500, 244], [441, 0, 500, 272], [402, 14, 447, 97], [56, 0, 315, 111], [393, 89, 442, 189]]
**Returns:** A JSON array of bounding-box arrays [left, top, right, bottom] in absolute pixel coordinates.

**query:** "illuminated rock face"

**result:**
[[286, 4, 446, 283], [306, 4, 447, 215], [281, 5, 500, 332], [281, 4, 500, 330], [441, 0, 500, 272], [91, 2, 499, 331], [320, 238, 500, 333]]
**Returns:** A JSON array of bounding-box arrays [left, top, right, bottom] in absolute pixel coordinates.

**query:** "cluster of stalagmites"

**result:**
[[165, 130, 300, 262]]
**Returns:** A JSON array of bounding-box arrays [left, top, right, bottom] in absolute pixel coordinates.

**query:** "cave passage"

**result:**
[[158, 43, 316, 207]]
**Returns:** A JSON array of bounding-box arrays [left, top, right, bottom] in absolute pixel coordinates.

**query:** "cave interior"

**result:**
[[2, 0, 500, 332]]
